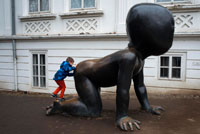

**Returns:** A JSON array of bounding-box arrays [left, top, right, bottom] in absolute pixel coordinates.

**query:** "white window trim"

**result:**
[[29, 0, 51, 14], [155, 0, 200, 13], [69, 0, 97, 11], [155, 0, 191, 3], [155, 0, 193, 8], [61, 0, 102, 19], [19, 0, 56, 22], [60, 9, 103, 19], [158, 52, 186, 81], [19, 14, 56, 22], [30, 50, 48, 89]]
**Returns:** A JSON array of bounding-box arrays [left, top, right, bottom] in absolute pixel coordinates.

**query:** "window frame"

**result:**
[[155, 0, 191, 5], [29, 0, 51, 14], [31, 51, 48, 89], [158, 53, 186, 81], [69, 0, 97, 11]]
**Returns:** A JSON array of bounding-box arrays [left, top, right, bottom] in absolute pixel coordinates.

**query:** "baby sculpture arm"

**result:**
[[133, 69, 164, 115], [116, 53, 141, 131]]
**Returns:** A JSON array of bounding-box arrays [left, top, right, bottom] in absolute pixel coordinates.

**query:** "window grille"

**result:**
[[32, 53, 46, 87], [29, 0, 49, 13], [159, 53, 186, 80], [71, 0, 96, 9]]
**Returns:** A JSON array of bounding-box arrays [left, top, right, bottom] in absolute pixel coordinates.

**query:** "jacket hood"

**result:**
[[60, 61, 71, 68]]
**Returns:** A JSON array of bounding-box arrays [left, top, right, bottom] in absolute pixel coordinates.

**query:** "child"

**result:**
[[52, 57, 76, 101]]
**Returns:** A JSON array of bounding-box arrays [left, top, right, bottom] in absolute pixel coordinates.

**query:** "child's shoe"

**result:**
[[59, 98, 65, 102], [51, 93, 57, 98]]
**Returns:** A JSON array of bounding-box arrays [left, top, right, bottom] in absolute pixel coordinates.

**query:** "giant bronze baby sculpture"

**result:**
[[46, 3, 174, 131]]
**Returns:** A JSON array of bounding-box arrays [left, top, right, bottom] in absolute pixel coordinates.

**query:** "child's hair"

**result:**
[[66, 57, 74, 63]]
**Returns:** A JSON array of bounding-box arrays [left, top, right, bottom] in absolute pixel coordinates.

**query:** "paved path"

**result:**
[[0, 90, 200, 134]]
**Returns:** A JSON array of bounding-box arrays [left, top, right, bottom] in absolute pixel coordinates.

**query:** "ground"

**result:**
[[0, 89, 200, 134]]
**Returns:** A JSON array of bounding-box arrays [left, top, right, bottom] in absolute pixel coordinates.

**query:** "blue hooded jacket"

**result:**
[[53, 61, 76, 80]]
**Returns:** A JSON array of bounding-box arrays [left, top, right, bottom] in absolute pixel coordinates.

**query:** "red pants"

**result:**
[[53, 80, 66, 98]]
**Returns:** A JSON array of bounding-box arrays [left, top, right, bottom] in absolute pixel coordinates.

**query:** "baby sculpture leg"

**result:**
[[46, 74, 102, 117]]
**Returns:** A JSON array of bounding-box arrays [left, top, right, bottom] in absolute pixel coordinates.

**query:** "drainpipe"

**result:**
[[11, 0, 18, 91]]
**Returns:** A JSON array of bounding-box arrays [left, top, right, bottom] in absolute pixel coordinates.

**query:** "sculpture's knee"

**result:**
[[46, 101, 61, 116], [117, 89, 129, 99]]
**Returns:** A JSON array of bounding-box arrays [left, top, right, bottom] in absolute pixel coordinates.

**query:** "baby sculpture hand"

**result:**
[[117, 116, 141, 131]]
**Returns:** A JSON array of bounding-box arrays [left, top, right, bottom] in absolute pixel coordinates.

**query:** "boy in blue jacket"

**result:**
[[52, 57, 76, 101]]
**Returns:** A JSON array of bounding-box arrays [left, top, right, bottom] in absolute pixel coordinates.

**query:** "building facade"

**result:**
[[0, 0, 200, 94]]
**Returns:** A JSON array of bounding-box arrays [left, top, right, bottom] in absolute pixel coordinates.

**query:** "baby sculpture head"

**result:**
[[126, 3, 175, 59]]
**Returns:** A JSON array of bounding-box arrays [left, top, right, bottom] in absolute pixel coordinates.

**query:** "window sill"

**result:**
[[158, 78, 184, 81], [19, 14, 56, 22], [31, 87, 48, 90], [163, 4, 200, 13], [60, 10, 104, 19]]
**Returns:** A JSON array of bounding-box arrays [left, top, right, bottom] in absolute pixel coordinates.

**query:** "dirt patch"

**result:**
[[0, 90, 200, 134]]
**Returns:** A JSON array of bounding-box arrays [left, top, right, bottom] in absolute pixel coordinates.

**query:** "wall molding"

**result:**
[[1, 33, 200, 40], [19, 14, 56, 22], [60, 10, 103, 19], [167, 4, 200, 13]]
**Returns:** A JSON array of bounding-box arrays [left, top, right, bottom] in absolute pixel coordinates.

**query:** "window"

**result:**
[[71, 0, 96, 9], [29, 0, 50, 13], [32, 53, 47, 88], [158, 53, 186, 80]]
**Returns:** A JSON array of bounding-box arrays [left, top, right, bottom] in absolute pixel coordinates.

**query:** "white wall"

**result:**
[[0, 0, 12, 36], [0, 37, 198, 93], [2, 0, 200, 36], [14, 0, 117, 35], [144, 38, 200, 90], [14, 39, 127, 93], [0, 41, 14, 90]]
